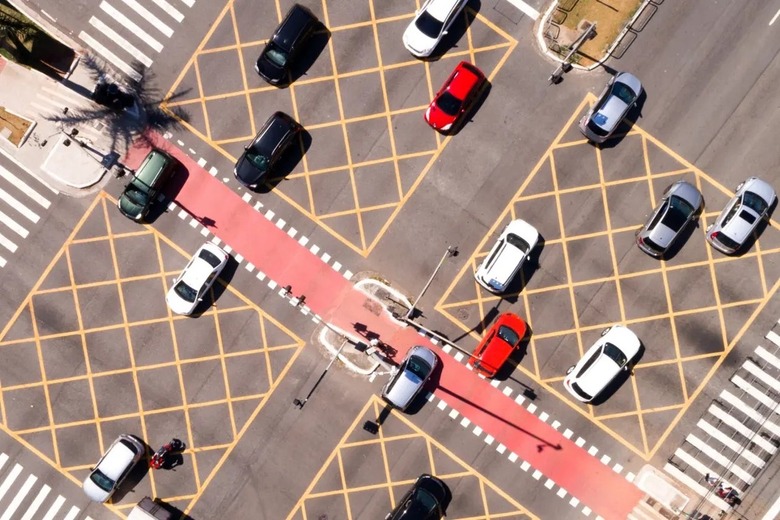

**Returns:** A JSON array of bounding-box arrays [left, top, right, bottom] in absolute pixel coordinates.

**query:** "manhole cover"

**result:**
[[457, 308, 470, 320]]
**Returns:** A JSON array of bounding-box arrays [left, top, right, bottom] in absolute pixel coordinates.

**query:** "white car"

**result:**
[[83, 434, 145, 502], [563, 325, 641, 403], [474, 219, 539, 294], [706, 177, 776, 255], [402, 0, 468, 58], [166, 242, 229, 315]]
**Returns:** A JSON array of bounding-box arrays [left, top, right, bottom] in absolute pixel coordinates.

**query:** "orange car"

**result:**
[[469, 312, 527, 378]]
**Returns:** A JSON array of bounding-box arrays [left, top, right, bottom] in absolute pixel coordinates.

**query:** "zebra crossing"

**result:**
[[0, 158, 55, 269], [0, 452, 93, 520], [77, 0, 195, 82], [665, 320, 780, 511]]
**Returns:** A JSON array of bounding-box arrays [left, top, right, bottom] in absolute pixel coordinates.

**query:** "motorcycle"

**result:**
[[149, 438, 186, 470]]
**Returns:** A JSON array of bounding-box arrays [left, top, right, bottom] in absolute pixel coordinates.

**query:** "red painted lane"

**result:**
[[126, 136, 644, 519]]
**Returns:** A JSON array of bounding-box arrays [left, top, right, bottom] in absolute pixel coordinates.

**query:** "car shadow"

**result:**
[[491, 323, 533, 382], [589, 343, 645, 406], [447, 80, 492, 136], [257, 128, 313, 193], [144, 162, 189, 224], [424, 0, 480, 62], [284, 24, 331, 86], [188, 255, 240, 318], [498, 235, 545, 305], [108, 435, 150, 504], [595, 87, 648, 150]]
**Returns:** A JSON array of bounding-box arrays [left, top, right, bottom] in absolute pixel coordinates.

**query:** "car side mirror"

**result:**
[[443, 30, 448, 35], [198, 297, 203, 302]]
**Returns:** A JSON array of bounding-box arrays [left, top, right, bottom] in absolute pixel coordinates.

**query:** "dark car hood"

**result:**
[[256, 52, 285, 83], [234, 153, 266, 186]]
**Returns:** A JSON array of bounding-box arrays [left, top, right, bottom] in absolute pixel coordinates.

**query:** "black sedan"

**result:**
[[385, 474, 447, 520], [255, 4, 318, 85], [234, 111, 302, 189]]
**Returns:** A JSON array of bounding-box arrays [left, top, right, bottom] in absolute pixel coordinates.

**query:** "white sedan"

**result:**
[[166, 242, 229, 315], [563, 325, 641, 403], [83, 434, 145, 502], [402, 0, 468, 58]]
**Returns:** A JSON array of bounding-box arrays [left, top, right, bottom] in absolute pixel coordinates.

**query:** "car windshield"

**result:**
[[124, 187, 149, 205], [587, 118, 610, 136], [246, 152, 270, 172], [173, 280, 198, 303], [497, 325, 520, 345], [407, 356, 432, 380], [89, 469, 116, 493], [436, 91, 463, 116], [612, 82, 637, 105], [602, 342, 628, 367], [663, 196, 694, 230], [265, 43, 289, 67], [713, 232, 740, 250], [742, 191, 769, 215], [571, 382, 593, 401], [506, 233, 530, 253], [412, 488, 439, 513], [198, 249, 222, 268], [415, 11, 444, 38]]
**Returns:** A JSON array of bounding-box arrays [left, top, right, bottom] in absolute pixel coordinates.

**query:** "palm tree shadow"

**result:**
[[45, 55, 192, 157]]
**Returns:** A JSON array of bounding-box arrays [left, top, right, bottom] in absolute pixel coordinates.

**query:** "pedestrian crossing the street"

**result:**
[[77, 0, 195, 81], [0, 452, 92, 520], [665, 321, 780, 511], [0, 161, 55, 269]]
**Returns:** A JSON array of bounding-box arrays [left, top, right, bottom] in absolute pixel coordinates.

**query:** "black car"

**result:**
[[234, 111, 303, 189], [385, 474, 446, 520], [255, 4, 318, 85]]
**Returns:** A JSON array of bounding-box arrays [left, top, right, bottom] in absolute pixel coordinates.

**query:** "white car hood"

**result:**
[[403, 25, 437, 56]]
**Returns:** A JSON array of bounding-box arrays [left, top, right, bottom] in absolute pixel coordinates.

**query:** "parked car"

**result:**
[[474, 219, 539, 294], [578, 72, 642, 143], [166, 242, 230, 315], [425, 61, 485, 133], [563, 325, 640, 403], [385, 474, 447, 520], [706, 177, 776, 255], [255, 4, 319, 85], [402, 0, 468, 58], [468, 312, 527, 378], [636, 180, 703, 258], [381, 346, 437, 411], [83, 434, 145, 502], [234, 111, 303, 189], [117, 149, 177, 221]]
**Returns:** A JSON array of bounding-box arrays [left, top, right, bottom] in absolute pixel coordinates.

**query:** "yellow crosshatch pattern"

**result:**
[[0, 193, 305, 516], [436, 94, 780, 460], [286, 396, 538, 519], [163, 0, 516, 257]]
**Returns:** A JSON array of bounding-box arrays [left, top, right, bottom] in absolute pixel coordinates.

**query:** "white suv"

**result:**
[[474, 219, 539, 294]]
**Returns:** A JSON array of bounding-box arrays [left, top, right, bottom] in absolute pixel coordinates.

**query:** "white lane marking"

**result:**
[[0, 463, 22, 501], [686, 433, 754, 484], [21, 484, 50, 520], [118, 0, 174, 37], [762, 490, 780, 519], [100, 2, 163, 52], [765, 331, 780, 350], [62, 505, 80, 520], [734, 369, 780, 408], [0, 231, 18, 253], [720, 389, 780, 436], [770, 8, 780, 25], [697, 418, 765, 468], [0, 164, 50, 208], [41, 495, 65, 520], [0, 256, 5, 267], [0, 188, 39, 223], [149, 0, 184, 22], [78, 32, 142, 81], [181, 0, 195, 7], [708, 404, 777, 454], [505, 0, 540, 20], [0, 453, 7, 469], [0, 210, 28, 238], [88, 17, 153, 67], [0, 474, 37, 520]]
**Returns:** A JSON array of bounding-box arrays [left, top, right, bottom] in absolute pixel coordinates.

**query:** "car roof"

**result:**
[[473, 313, 526, 374], [180, 243, 226, 288], [574, 348, 623, 398], [426, 0, 460, 21], [253, 112, 297, 155], [385, 347, 436, 408], [593, 96, 628, 131], [446, 62, 483, 99], [99, 436, 141, 480], [274, 4, 316, 48]]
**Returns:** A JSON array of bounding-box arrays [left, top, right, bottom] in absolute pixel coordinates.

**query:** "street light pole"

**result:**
[[293, 338, 352, 409], [405, 245, 458, 320]]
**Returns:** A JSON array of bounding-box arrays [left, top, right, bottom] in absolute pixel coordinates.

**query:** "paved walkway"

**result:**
[[125, 134, 645, 520]]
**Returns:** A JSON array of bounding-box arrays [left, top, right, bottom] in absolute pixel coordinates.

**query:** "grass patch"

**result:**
[[0, 107, 33, 146], [561, 0, 643, 65]]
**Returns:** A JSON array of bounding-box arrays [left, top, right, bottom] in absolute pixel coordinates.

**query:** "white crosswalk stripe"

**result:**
[[665, 320, 780, 512], [0, 162, 54, 269], [78, 0, 195, 80], [0, 452, 94, 520]]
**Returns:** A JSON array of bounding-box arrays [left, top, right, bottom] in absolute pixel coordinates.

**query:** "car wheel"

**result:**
[[565, 365, 575, 375], [601, 327, 611, 336]]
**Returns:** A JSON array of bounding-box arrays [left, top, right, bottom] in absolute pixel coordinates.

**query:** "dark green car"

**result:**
[[117, 149, 177, 221]]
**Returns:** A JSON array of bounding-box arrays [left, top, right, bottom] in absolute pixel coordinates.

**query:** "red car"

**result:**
[[425, 61, 486, 133], [468, 312, 527, 378]]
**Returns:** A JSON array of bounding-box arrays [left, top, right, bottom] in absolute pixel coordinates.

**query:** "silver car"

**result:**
[[382, 346, 437, 411], [636, 180, 703, 258], [579, 72, 642, 143], [706, 177, 776, 254]]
